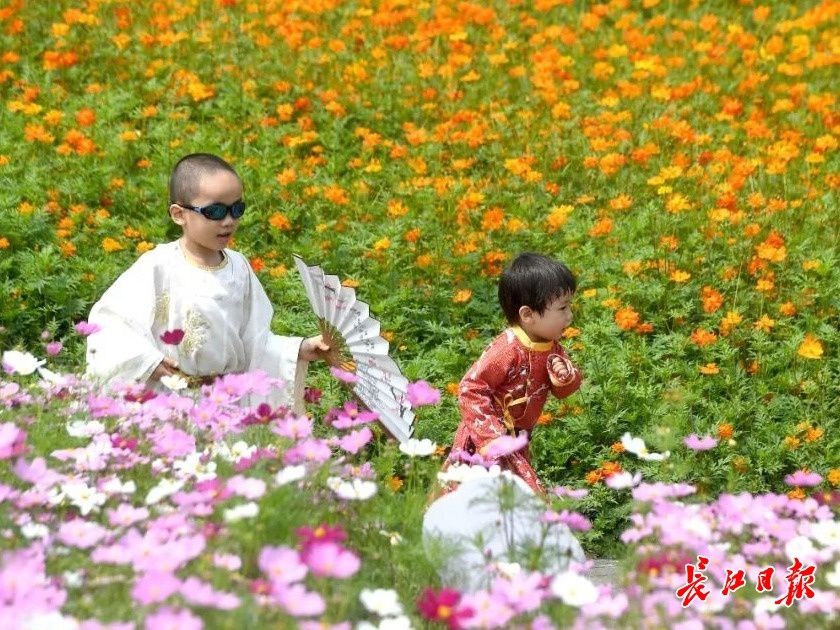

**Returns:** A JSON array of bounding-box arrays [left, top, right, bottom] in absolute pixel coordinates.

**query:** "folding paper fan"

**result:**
[[294, 255, 415, 442]]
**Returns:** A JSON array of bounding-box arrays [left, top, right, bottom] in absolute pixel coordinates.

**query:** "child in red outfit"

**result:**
[[447, 253, 582, 495]]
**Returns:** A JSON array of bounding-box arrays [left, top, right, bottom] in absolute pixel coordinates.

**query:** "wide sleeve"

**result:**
[[457, 335, 515, 450], [84, 254, 165, 385], [240, 260, 308, 414], [547, 343, 583, 399]]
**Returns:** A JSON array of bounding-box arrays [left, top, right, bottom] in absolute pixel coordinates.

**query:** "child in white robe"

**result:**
[[84, 153, 329, 412]]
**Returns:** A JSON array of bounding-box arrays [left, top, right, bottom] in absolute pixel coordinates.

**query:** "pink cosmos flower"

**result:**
[[417, 588, 474, 629], [272, 415, 313, 440], [57, 519, 109, 549], [552, 486, 589, 499], [159, 329, 185, 345], [180, 576, 240, 610], [107, 504, 149, 528], [338, 427, 373, 454], [784, 470, 823, 487], [484, 432, 529, 459], [259, 546, 308, 584], [150, 425, 195, 458], [0, 422, 26, 459], [226, 475, 266, 500], [541, 509, 593, 532], [304, 541, 361, 578], [406, 380, 441, 406], [459, 590, 515, 628], [330, 366, 359, 383], [131, 571, 181, 605], [45, 341, 63, 356], [272, 582, 326, 617], [74, 321, 101, 336], [212, 553, 241, 571], [683, 434, 718, 451], [296, 524, 347, 551], [326, 401, 378, 429], [283, 438, 331, 465], [143, 607, 202, 630]]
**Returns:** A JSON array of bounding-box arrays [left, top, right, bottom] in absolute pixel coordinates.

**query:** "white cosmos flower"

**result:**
[[331, 477, 377, 500], [173, 452, 217, 481], [826, 561, 840, 588], [2, 350, 46, 375], [21, 522, 50, 540], [275, 465, 307, 486], [101, 477, 136, 495], [620, 432, 670, 461], [21, 612, 79, 630], [223, 502, 259, 522], [785, 535, 817, 563], [160, 374, 188, 391], [550, 571, 599, 606], [809, 520, 840, 550], [605, 471, 642, 489], [145, 478, 184, 505], [754, 597, 782, 616], [360, 588, 404, 616], [399, 438, 437, 457], [61, 480, 107, 516], [67, 420, 105, 438]]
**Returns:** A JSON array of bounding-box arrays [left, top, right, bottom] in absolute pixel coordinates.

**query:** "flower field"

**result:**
[[0, 0, 838, 627]]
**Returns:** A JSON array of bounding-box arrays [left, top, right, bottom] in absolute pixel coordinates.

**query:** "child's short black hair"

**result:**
[[168, 153, 241, 206], [498, 252, 577, 324]]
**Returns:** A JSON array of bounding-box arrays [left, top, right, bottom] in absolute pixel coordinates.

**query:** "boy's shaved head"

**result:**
[[169, 153, 241, 205]]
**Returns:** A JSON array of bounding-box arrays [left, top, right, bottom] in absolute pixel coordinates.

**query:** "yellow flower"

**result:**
[[0, 237, 9, 249], [373, 237, 391, 252], [453, 289, 472, 304], [101, 237, 123, 253], [797, 334, 823, 359], [669, 270, 691, 283], [136, 241, 154, 254], [753, 315, 775, 332], [699, 363, 720, 375]]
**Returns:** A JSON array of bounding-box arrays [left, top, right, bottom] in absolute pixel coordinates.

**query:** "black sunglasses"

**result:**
[[177, 200, 245, 221]]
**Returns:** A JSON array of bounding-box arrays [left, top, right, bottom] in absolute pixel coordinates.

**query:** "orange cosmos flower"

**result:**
[[250, 257, 265, 273], [719, 311, 743, 336], [690, 329, 717, 347], [717, 423, 734, 439], [453, 289, 472, 304], [546, 205, 573, 232], [700, 286, 724, 313], [699, 363, 720, 375], [797, 334, 823, 359], [589, 217, 613, 237], [481, 208, 505, 231], [614, 307, 640, 330], [101, 237, 123, 253], [753, 315, 775, 332], [778, 302, 796, 316], [481, 251, 507, 276], [269, 213, 291, 231]]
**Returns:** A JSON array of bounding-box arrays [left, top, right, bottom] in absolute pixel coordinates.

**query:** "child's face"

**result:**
[[170, 170, 243, 253], [519, 292, 574, 342]]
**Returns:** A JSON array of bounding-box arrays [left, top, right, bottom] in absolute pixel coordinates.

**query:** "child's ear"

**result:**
[[169, 204, 186, 225], [518, 305, 534, 323]]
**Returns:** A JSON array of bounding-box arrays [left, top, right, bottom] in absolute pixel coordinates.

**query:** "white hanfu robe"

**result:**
[[84, 239, 308, 412]]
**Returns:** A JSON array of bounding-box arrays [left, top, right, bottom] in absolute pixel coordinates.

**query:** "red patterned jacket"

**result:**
[[448, 326, 582, 494]]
